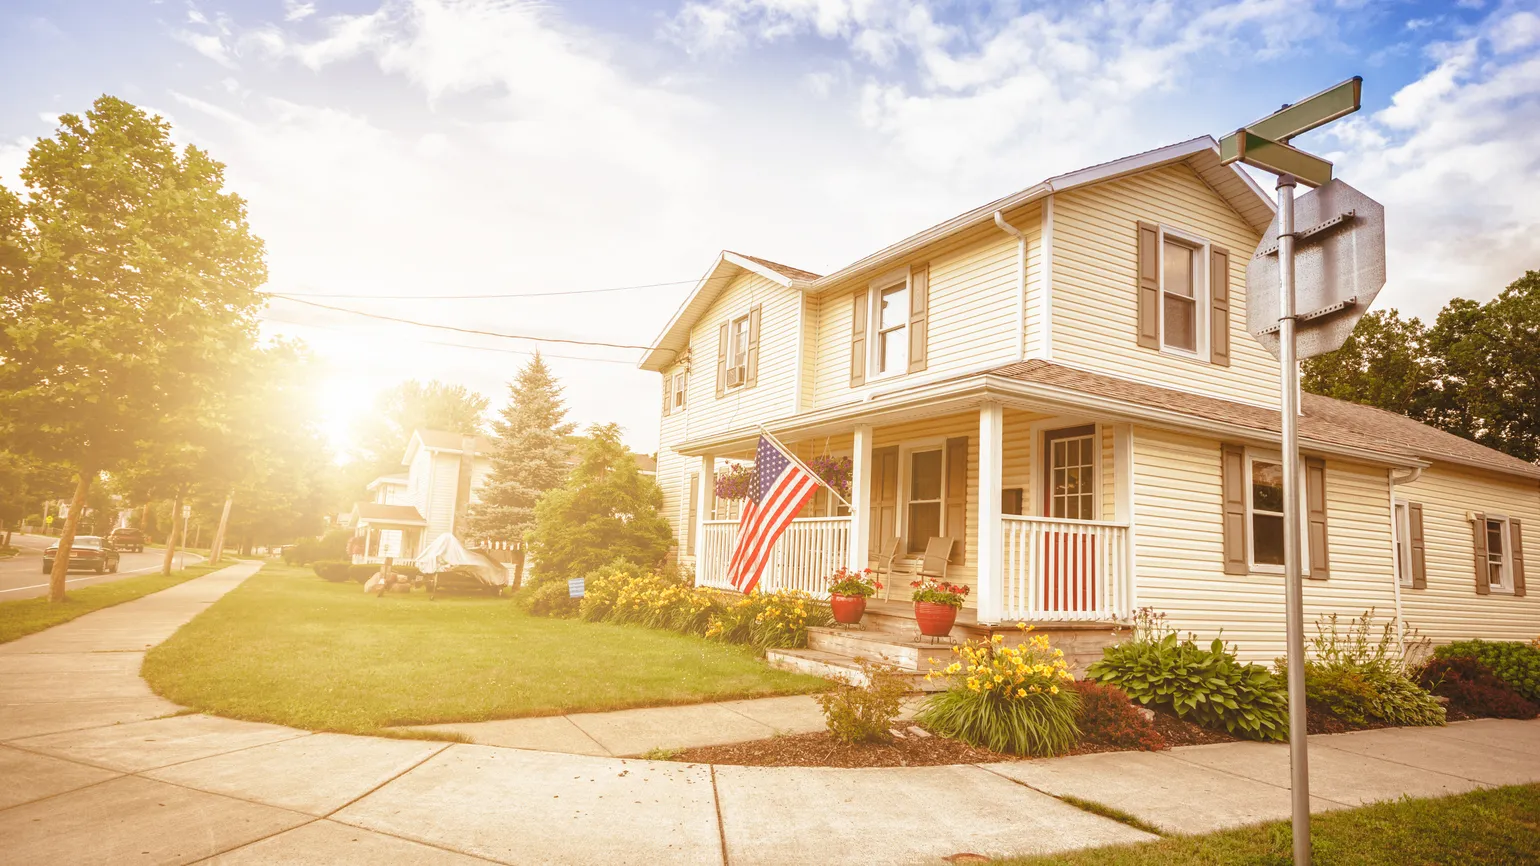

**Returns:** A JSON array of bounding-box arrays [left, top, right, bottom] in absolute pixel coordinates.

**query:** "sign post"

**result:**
[[1221, 77, 1379, 866]]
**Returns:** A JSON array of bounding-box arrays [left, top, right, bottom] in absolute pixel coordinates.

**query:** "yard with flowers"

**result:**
[[142, 563, 827, 735]]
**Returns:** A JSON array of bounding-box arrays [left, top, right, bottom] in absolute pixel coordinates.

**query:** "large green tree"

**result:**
[[467, 354, 574, 545], [525, 423, 672, 582], [1300, 309, 1430, 418], [344, 379, 489, 496], [0, 453, 72, 546], [0, 96, 267, 600]]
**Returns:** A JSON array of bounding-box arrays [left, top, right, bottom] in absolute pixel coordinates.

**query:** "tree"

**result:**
[[467, 354, 574, 545], [1301, 310, 1430, 418], [525, 423, 672, 582], [346, 380, 489, 494], [0, 453, 71, 546], [0, 96, 267, 600]]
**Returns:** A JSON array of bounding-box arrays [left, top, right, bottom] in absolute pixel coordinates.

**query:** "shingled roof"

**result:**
[[725, 252, 822, 282], [987, 360, 1540, 481]]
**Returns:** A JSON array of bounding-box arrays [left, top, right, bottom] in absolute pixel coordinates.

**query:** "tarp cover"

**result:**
[[414, 533, 509, 586]]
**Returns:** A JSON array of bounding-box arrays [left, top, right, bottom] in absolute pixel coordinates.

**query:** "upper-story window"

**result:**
[[1137, 222, 1227, 365], [715, 305, 760, 397], [671, 370, 688, 410], [850, 264, 929, 388], [875, 281, 909, 377], [1162, 237, 1200, 352], [728, 315, 750, 387]]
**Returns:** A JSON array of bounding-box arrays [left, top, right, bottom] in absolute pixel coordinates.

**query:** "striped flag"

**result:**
[[726, 435, 821, 594]]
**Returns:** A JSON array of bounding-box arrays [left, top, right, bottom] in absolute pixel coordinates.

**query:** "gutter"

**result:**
[[993, 212, 1028, 361]]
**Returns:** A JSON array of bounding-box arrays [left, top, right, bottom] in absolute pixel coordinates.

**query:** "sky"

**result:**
[[2, 0, 1538, 459]]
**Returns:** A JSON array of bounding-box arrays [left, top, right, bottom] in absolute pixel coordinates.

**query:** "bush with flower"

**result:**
[[806, 454, 853, 501], [827, 567, 882, 598], [916, 625, 1081, 756], [911, 575, 970, 607], [577, 559, 649, 622], [714, 464, 753, 501], [705, 588, 833, 649]]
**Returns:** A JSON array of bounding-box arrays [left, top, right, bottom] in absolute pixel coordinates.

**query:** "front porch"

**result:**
[[685, 403, 1137, 626]]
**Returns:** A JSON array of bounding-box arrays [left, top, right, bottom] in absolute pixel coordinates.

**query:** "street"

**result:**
[[0, 534, 202, 600]]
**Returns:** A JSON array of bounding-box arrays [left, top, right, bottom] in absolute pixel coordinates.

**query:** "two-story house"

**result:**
[[349, 430, 495, 564], [643, 136, 1538, 664]]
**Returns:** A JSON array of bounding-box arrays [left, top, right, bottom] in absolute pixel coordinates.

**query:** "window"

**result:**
[[671, 370, 688, 410], [1002, 488, 1024, 516], [907, 448, 943, 554], [727, 315, 750, 386], [1486, 517, 1510, 591], [875, 283, 908, 376], [1394, 502, 1412, 587], [1043, 426, 1096, 519], [1249, 459, 1286, 567], [1162, 237, 1199, 352]]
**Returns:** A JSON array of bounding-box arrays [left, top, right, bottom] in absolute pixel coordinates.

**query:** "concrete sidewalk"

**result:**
[[2, 561, 1539, 865]]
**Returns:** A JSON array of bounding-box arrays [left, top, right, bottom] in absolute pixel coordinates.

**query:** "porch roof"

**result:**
[[674, 360, 1539, 482], [350, 503, 428, 527]]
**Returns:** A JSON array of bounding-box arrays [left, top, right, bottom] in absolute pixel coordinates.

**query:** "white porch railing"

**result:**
[[1002, 516, 1131, 622], [695, 517, 851, 596]]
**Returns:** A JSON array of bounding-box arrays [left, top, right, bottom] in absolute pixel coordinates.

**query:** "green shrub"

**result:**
[[1071, 680, 1165, 751], [704, 589, 832, 649], [817, 662, 908, 744], [916, 628, 1081, 756], [523, 580, 579, 618], [285, 529, 351, 565], [312, 560, 352, 582], [1087, 608, 1289, 741], [1418, 655, 1540, 719], [1436, 640, 1540, 704], [1299, 611, 1445, 728]]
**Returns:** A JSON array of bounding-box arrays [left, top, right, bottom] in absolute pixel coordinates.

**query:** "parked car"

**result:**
[[108, 527, 146, 553], [42, 536, 121, 575]]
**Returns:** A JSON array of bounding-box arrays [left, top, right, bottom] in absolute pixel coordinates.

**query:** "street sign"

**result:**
[[1220, 77, 1362, 188], [1232, 131, 1333, 188], [182, 505, 192, 519], [1246, 179, 1386, 360]]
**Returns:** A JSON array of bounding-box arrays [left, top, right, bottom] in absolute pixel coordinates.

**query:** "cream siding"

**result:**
[[1022, 202, 1045, 359], [425, 452, 461, 543], [1397, 466, 1540, 643], [1131, 426, 1399, 661], [1052, 164, 1280, 408]]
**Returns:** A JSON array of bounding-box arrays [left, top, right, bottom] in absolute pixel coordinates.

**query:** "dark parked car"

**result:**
[[108, 527, 146, 553], [43, 536, 121, 575]]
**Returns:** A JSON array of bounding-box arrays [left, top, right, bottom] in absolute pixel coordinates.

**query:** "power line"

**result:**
[[268, 294, 652, 351], [270, 278, 701, 300], [261, 316, 639, 366]]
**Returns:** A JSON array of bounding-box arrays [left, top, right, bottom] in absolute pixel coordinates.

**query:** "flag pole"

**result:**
[[756, 424, 854, 512]]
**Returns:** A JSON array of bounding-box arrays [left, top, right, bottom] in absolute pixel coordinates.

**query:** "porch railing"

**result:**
[[695, 517, 851, 596], [1002, 515, 1130, 622]]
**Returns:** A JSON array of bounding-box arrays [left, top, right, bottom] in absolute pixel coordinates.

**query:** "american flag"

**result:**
[[726, 435, 821, 594]]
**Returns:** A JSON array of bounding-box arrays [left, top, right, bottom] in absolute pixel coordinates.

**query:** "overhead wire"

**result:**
[[270, 277, 701, 300], [260, 316, 640, 366]]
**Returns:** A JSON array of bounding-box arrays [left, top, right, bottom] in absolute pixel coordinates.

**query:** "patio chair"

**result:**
[[870, 536, 902, 601], [914, 536, 956, 583]]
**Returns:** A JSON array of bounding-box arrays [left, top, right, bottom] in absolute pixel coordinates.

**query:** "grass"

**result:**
[[1057, 795, 1166, 837], [142, 563, 828, 735], [1002, 784, 1540, 865], [0, 562, 229, 644]]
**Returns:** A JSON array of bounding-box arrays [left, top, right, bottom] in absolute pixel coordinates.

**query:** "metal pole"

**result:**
[[1277, 173, 1311, 864]]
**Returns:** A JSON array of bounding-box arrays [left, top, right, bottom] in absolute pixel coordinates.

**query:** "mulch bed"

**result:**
[[1149, 708, 1242, 746]]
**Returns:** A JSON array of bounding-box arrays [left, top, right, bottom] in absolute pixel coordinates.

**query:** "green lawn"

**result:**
[[1004, 784, 1540, 865], [0, 562, 229, 644], [142, 563, 828, 734]]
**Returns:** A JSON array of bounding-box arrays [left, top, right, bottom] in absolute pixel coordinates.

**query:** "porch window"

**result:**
[[875, 283, 909, 376], [1044, 426, 1096, 520], [1486, 517, 1510, 591], [907, 448, 943, 554], [1249, 459, 1286, 567], [1162, 238, 1198, 352]]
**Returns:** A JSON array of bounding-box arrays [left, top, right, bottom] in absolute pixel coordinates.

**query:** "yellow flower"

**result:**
[[1016, 688, 1027, 698], [1049, 685, 1059, 695]]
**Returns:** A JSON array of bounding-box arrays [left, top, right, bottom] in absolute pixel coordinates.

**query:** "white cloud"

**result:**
[[173, 29, 235, 67], [284, 0, 318, 22]]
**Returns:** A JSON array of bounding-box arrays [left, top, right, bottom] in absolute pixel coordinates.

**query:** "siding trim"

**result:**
[[1041, 194, 1055, 360]]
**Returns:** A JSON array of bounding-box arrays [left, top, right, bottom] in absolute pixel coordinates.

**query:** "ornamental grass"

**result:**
[[916, 626, 1081, 756]]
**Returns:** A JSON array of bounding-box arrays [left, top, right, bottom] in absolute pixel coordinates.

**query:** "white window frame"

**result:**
[[1157, 225, 1210, 360], [1484, 515, 1514, 593], [727, 314, 750, 389], [865, 266, 911, 382], [1026, 417, 1102, 519], [1393, 501, 1412, 587], [1245, 450, 1287, 574], [1043, 425, 1098, 521], [670, 369, 688, 411], [899, 438, 948, 555]]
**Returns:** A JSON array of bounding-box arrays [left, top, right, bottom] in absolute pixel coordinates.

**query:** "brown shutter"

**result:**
[[871, 446, 899, 561], [1408, 502, 1427, 590], [849, 290, 868, 388], [662, 375, 671, 417], [744, 304, 762, 389], [1136, 221, 1161, 349], [715, 323, 729, 398], [908, 264, 929, 374], [1511, 518, 1526, 597], [1210, 246, 1231, 367], [1472, 512, 1491, 595], [1305, 457, 1329, 579], [945, 436, 969, 565], [685, 473, 698, 552], [1221, 444, 1248, 574]]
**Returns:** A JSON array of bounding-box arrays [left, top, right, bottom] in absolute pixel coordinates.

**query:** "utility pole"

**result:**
[[210, 494, 233, 565]]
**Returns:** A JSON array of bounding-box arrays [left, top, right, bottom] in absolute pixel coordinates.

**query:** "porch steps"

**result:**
[[764, 648, 950, 692]]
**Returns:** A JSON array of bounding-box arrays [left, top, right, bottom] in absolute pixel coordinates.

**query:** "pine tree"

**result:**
[[467, 354, 575, 544]]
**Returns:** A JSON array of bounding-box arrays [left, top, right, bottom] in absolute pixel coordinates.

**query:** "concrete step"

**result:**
[[765, 648, 948, 692], [806, 627, 960, 671]]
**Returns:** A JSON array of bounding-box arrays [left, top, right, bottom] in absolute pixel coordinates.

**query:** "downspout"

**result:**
[[993, 211, 1027, 361], [1388, 466, 1424, 655]]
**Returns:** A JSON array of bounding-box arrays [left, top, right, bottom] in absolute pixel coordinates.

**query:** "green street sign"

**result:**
[[1229, 130, 1334, 187]]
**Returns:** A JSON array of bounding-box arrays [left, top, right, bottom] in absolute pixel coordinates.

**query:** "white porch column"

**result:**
[[695, 454, 716, 564], [1112, 423, 1137, 616], [977, 402, 1005, 624], [849, 425, 873, 572]]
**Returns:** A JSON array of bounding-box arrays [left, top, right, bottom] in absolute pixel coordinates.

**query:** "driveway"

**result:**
[[0, 534, 202, 600]]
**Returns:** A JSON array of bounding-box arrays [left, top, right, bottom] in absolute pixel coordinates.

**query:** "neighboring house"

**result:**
[[349, 430, 494, 565], [642, 136, 1539, 662], [367, 473, 410, 505]]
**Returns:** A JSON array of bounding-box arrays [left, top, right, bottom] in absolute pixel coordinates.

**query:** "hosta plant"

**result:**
[[1435, 640, 1540, 704], [917, 627, 1081, 756], [1298, 610, 1445, 728]]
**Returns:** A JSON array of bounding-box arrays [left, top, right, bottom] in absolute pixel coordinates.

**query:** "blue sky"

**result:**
[[3, 0, 1538, 454]]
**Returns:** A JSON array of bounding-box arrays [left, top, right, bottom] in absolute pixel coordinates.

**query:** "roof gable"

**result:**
[[641, 251, 818, 371]]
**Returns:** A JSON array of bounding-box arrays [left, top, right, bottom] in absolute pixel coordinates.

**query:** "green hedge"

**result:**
[[1436, 640, 1540, 703]]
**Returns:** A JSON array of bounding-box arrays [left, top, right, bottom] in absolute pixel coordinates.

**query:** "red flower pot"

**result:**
[[913, 601, 959, 637], [830, 593, 867, 625]]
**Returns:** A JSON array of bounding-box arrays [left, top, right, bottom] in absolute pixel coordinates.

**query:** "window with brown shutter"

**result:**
[[662, 375, 671, 417], [908, 264, 929, 374], [1210, 246, 1231, 367], [1408, 502, 1427, 590], [849, 289, 868, 388], [1512, 518, 1527, 597], [1306, 457, 1329, 579], [1136, 221, 1161, 349], [1473, 514, 1524, 595], [945, 436, 969, 565], [870, 446, 899, 559], [1221, 444, 1249, 574], [745, 304, 761, 388], [715, 323, 729, 398]]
